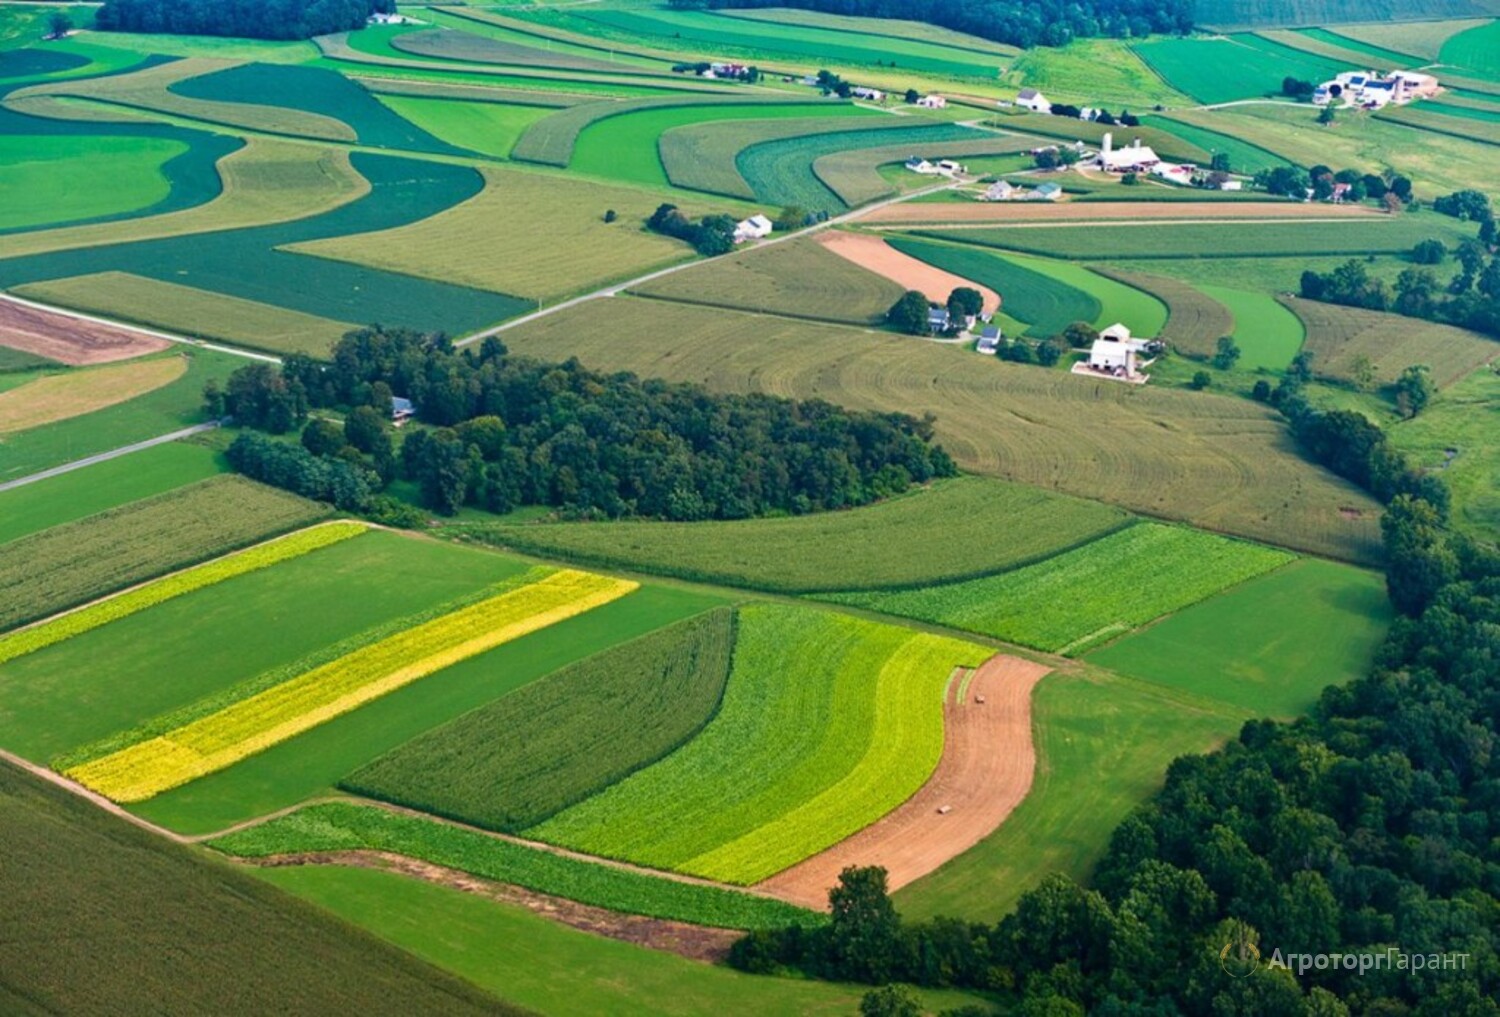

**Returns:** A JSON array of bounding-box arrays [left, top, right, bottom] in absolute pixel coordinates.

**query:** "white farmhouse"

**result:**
[[982, 180, 1018, 201], [904, 156, 938, 174], [733, 214, 773, 242], [1015, 88, 1050, 113], [916, 95, 947, 109], [851, 85, 885, 101]]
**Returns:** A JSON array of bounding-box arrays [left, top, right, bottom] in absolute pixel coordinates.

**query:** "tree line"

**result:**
[[669, 0, 1192, 49], [94, 0, 391, 40], [728, 413, 1499, 1014], [213, 326, 955, 520]]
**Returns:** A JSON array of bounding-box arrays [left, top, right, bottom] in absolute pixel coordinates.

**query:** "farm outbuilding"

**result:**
[[1016, 88, 1049, 112]]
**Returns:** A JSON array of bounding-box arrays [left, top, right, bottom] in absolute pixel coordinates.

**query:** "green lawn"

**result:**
[[1389, 365, 1500, 542], [256, 865, 989, 1016], [464, 475, 1130, 593], [1087, 559, 1391, 717], [375, 95, 552, 159], [0, 440, 223, 544], [1197, 284, 1305, 371], [0, 135, 185, 231], [129, 584, 723, 834]]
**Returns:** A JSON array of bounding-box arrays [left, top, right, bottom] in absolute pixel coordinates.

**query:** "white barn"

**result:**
[[1016, 88, 1050, 113], [734, 214, 773, 242]]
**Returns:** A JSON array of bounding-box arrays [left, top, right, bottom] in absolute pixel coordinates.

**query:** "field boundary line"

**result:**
[[0, 292, 277, 363], [0, 748, 191, 844], [0, 422, 217, 493]]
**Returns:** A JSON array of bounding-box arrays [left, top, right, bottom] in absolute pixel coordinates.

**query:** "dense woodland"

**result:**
[[94, 0, 392, 39], [216, 326, 955, 519], [673, 0, 1193, 48]]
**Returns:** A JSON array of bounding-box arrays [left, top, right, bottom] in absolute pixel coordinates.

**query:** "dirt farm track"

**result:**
[[859, 199, 1388, 225]]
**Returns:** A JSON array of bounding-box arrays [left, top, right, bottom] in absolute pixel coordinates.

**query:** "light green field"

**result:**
[[1088, 267, 1234, 360], [14, 273, 359, 358], [0, 441, 223, 545], [1378, 102, 1500, 146], [1329, 18, 1488, 59], [72, 30, 319, 63], [0, 135, 184, 230], [1440, 18, 1500, 79], [1132, 33, 1350, 104], [1002, 37, 1190, 105], [723, 6, 1018, 56], [821, 523, 1294, 654], [1087, 559, 1391, 717], [376, 95, 552, 158], [813, 135, 1038, 207], [659, 112, 894, 200], [1388, 365, 1500, 541], [1284, 296, 1499, 388], [1197, 284, 1305, 372]]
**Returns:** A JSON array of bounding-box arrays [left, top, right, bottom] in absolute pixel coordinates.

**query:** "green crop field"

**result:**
[[528, 604, 988, 884], [1284, 27, 1425, 66], [1000, 37, 1190, 106], [390, 26, 633, 74], [418, 8, 674, 73], [1197, 284, 1305, 371], [0, 530, 515, 763], [500, 296, 1385, 562], [15, 272, 359, 358], [1138, 115, 1293, 175], [913, 216, 1474, 261], [1285, 296, 1499, 387], [721, 7, 1017, 56], [822, 523, 1294, 653], [1389, 365, 1500, 540], [0, 440, 223, 544], [1379, 102, 1500, 146], [1330, 17, 1490, 59], [0, 476, 326, 635], [1440, 18, 1500, 78], [1089, 267, 1234, 359], [212, 801, 810, 930], [375, 95, 552, 158], [813, 135, 1038, 207], [630, 237, 903, 324], [0, 765, 514, 1016], [258, 865, 988, 1016], [896, 668, 1247, 921], [658, 112, 893, 200], [1193, 0, 1497, 30], [344, 610, 734, 831], [466, 475, 1130, 592], [998, 112, 1208, 164], [0, 135, 184, 231], [1133, 34, 1354, 104], [284, 165, 709, 304], [1087, 559, 1391, 717], [0, 345, 56, 373]]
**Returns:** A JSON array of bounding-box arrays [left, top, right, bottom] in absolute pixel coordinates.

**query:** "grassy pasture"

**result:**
[[1198, 284, 1305, 371], [1285, 296, 1498, 387], [999, 37, 1189, 106], [1329, 18, 1490, 59], [419, 7, 673, 72], [1283, 27, 1426, 66], [499, 297, 1385, 561], [1378, 102, 1500, 146], [212, 801, 813, 930], [896, 669, 1246, 920], [15, 273, 358, 358], [285, 165, 705, 303], [0, 475, 325, 635], [1389, 365, 1499, 540], [1088, 559, 1391, 717], [914, 215, 1473, 261], [528, 605, 986, 884], [720, 7, 1018, 56], [375, 94, 551, 157], [658, 111, 891, 199], [345, 609, 733, 832], [1132, 34, 1352, 104], [0, 765, 515, 1017], [0, 439, 222, 544], [1138, 115, 1293, 175], [0, 140, 368, 260], [258, 865, 987, 1016], [1440, 18, 1500, 78], [0, 135, 184, 231], [822, 523, 1293, 653], [0, 530, 512, 763], [466, 475, 1130, 593], [0, 355, 185, 434], [131, 584, 723, 834], [1089, 267, 1234, 359], [390, 26, 632, 74], [630, 236, 903, 324]]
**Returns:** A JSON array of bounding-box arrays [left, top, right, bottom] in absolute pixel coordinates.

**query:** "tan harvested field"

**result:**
[[0, 355, 186, 434], [631, 237, 903, 325], [859, 200, 1385, 225], [757, 655, 1051, 910], [500, 297, 1384, 562], [815, 231, 1000, 314], [1, 140, 368, 260], [1284, 296, 1499, 388], [0, 297, 169, 365]]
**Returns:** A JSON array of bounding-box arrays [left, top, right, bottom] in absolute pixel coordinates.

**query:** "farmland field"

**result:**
[[1138, 115, 1292, 176], [344, 610, 734, 832], [465, 475, 1130, 593], [1088, 559, 1391, 717], [1132, 34, 1351, 104], [0, 354, 185, 434], [812, 135, 1039, 207], [389, 27, 634, 75], [0, 440, 223, 544], [1329, 17, 1490, 59], [1378, 103, 1500, 146], [528, 604, 989, 884], [1440, 18, 1500, 79], [722, 7, 1018, 56], [1197, 284, 1305, 371], [15, 273, 358, 357], [1388, 365, 1500, 539], [630, 237, 903, 324], [1088, 267, 1233, 359], [1001, 37, 1189, 106], [1285, 296, 1498, 387], [0, 134, 184, 231], [821, 523, 1294, 653], [375, 95, 551, 158], [499, 296, 1385, 562]]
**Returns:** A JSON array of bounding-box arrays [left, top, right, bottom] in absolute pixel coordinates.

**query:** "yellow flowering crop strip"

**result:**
[[68, 569, 638, 802], [0, 522, 367, 667]]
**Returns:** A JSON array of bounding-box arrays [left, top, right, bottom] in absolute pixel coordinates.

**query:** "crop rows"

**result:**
[[0, 480, 340, 641], [67, 569, 638, 801], [210, 802, 817, 930], [822, 523, 1294, 653], [658, 111, 888, 199], [1284, 296, 1499, 388], [1089, 267, 1234, 358], [812, 135, 1037, 208], [344, 609, 735, 831]]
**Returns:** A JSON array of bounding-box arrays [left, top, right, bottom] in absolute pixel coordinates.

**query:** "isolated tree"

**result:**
[[886, 290, 932, 335], [1212, 336, 1241, 370], [1348, 353, 1377, 393], [602, 209, 617, 223], [46, 12, 73, 38], [1316, 105, 1336, 125], [1190, 370, 1212, 390], [903, 88, 919, 104], [1411, 239, 1446, 264], [1062, 320, 1096, 348], [1393, 364, 1434, 418], [1251, 379, 1272, 402]]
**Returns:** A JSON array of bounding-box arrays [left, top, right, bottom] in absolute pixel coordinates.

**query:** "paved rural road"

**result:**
[[0, 422, 218, 494], [0, 292, 279, 364]]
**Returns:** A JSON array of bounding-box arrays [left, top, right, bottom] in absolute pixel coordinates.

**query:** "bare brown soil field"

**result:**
[[756, 654, 1052, 910], [816, 231, 1000, 314], [0, 297, 170, 365], [859, 200, 1386, 225], [0, 355, 186, 434]]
